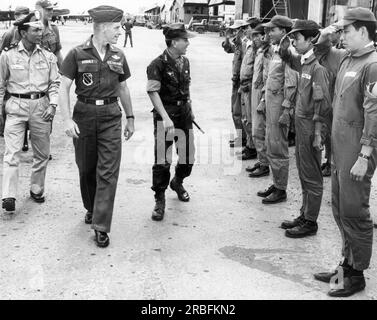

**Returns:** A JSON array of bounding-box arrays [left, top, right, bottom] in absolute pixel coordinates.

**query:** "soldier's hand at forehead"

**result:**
[[321, 25, 338, 38], [64, 119, 80, 139]]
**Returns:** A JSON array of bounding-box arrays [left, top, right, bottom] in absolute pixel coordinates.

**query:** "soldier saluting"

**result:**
[[146, 24, 196, 222]]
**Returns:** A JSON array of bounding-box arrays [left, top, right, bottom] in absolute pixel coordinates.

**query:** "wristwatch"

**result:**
[[50, 104, 58, 108], [126, 115, 135, 120], [358, 153, 370, 160]]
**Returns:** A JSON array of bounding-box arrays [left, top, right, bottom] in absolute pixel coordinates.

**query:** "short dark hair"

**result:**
[[165, 39, 172, 47], [297, 29, 320, 40], [276, 26, 292, 34], [18, 25, 30, 36], [352, 20, 376, 41]]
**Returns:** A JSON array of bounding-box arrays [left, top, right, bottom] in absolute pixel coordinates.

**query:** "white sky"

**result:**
[[1, 0, 163, 14]]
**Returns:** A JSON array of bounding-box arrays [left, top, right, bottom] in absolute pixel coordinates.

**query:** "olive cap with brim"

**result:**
[[228, 19, 250, 29], [163, 23, 195, 40], [262, 15, 292, 28], [246, 16, 261, 28], [287, 19, 320, 35], [334, 7, 377, 28], [14, 6, 30, 16]]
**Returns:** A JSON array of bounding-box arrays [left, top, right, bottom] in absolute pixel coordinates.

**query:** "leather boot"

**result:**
[[285, 219, 318, 238], [239, 147, 257, 160], [249, 165, 270, 178], [328, 274, 366, 297], [152, 192, 166, 221], [322, 162, 331, 177], [262, 188, 287, 204], [246, 162, 261, 173], [314, 262, 351, 283], [257, 185, 276, 198], [170, 177, 190, 202], [281, 214, 305, 230]]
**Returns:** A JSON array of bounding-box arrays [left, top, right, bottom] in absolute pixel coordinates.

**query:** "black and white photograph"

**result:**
[[1, 0, 377, 305]]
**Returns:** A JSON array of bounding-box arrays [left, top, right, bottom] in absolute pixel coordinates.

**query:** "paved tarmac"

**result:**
[[0, 23, 376, 300]]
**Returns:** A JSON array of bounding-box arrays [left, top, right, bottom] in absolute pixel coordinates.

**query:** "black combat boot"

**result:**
[[152, 192, 166, 221], [328, 271, 366, 298], [246, 162, 261, 173], [322, 162, 331, 177], [262, 188, 287, 204], [281, 213, 305, 230], [257, 185, 276, 198], [285, 219, 318, 238], [2, 198, 16, 212], [238, 147, 257, 160], [249, 165, 270, 178], [170, 177, 190, 202], [314, 260, 351, 284]]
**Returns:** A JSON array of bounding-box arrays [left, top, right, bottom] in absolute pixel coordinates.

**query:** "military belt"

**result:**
[[11, 92, 46, 100], [78, 96, 118, 106]]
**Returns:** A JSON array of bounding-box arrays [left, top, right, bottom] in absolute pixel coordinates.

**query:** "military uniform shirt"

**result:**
[[41, 22, 62, 55], [146, 49, 191, 105], [0, 41, 60, 106], [60, 36, 131, 98], [0, 27, 21, 54]]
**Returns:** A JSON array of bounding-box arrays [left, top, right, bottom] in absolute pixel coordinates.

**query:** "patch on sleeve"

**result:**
[[344, 71, 357, 78]]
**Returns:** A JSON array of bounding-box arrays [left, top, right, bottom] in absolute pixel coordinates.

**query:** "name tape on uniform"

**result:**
[[81, 59, 97, 64], [345, 71, 357, 78], [301, 73, 312, 80]]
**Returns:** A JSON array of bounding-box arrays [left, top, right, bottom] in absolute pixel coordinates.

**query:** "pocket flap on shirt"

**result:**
[[107, 61, 124, 74]]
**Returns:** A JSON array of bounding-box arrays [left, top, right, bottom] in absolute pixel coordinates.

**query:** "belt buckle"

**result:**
[[96, 100, 104, 106], [30, 93, 37, 99]]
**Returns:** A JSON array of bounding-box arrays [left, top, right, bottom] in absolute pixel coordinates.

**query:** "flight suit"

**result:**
[[315, 39, 377, 270], [252, 43, 272, 167], [223, 37, 247, 141], [60, 37, 131, 233], [147, 50, 195, 193], [239, 41, 256, 150], [263, 47, 298, 191], [283, 50, 333, 221], [0, 41, 59, 199]]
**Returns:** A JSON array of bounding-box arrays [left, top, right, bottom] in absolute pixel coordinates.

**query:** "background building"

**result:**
[[170, 0, 210, 24], [208, 0, 236, 20]]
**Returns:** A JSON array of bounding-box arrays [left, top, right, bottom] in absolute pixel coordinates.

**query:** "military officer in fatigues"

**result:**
[[35, 0, 63, 67], [147, 24, 195, 222], [0, 12, 59, 213], [223, 20, 249, 148], [278, 20, 333, 238], [313, 8, 377, 297], [246, 24, 272, 178], [238, 17, 260, 161], [257, 16, 298, 204], [59, 6, 135, 248]]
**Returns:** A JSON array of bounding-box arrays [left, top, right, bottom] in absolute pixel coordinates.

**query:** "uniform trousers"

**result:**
[[2, 96, 51, 199], [251, 87, 268, 166], [152, 109, 195, 193], [265, 90, 289, 190], [295, 117, 323, 222], [240, 85, 255, 149], [73, 101, 122, 233]]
